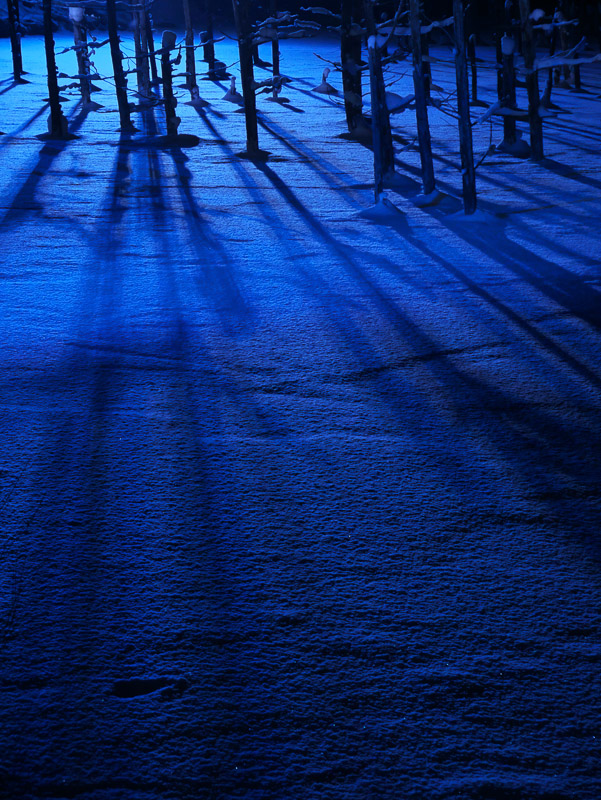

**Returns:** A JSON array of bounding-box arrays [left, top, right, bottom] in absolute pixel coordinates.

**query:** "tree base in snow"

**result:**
[[383, 171, 415, 191], [338, 120, 372, 143], [498, 136, 531, 158], [357, 197, 406, 224], [413, 189, 445, 208], [36, 131, 78, 142], [236, 149, 271, 162], [185, 96, 211, 109], [122, 134, 201, 150], [447, 208, 499, 224]]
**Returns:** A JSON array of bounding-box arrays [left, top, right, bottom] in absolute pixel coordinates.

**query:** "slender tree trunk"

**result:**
[[518, 0, 544, 161], [422, 31, 431, 101], [182, 0, 198, 94], [69, 7, 93, 106], [232, 0, 260, 156], [499, 0, 517, 143], [495, 0, 504, 98], [501, 35, 517, 145], [453, 0, 477, 214], [107, 0, 133, 131], [43, 0, 68, 137], [133, 8, 151, 102], [567, 0, 581, 88], [161, 31, 180, 137], [410, 0, 435, 194], [541, 23, 557, 108], [203, 0, 216, 74], [270, 0, 280, 78], [7, 0, 24, 81], [341, 0, 364, 133], [268, 0, 285, 101], [364, 0, 395, 200], [468, 33, 479, 103], [144, 7, 160, 85]]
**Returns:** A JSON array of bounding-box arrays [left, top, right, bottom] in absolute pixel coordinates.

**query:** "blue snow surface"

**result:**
[[1, 31, 601, 800]]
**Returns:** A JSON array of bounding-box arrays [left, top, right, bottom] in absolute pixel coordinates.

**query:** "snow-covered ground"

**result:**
[[1, 30, 601, 800]]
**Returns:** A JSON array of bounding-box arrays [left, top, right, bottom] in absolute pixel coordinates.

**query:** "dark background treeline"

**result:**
[[151, 1, 595, 32]]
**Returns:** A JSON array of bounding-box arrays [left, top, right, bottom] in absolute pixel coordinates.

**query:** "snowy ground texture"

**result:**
[[1, 31, 601, 800]]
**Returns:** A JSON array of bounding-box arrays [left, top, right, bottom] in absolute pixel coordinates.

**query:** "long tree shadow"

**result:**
[[0, 104, 50, 152], [147, 106, 286, 438], [440, 214, 601, 333], [247, 157, 601, 560], [0, 102, 89, 228], [132, 106, 296, 790], [11, 132, 135, 770]]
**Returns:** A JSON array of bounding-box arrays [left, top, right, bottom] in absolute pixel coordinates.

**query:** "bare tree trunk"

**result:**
[[161, 31, 180, 137], [144, 7, 160, 86], [69, 7, 93, 106], [497, 0, 517, 145], [7, 0, 24, 82], [270, 0, 280, 79], [467, 34, 478, 103], [541, 21, 557, 108], [107, 0, 133, 130], [495, 0, 504, 98], [133, 8, 151, 102], [341, 0, 363, 133], [267, 0, 287, 101], [501, 35, 517, 146], [518, 0, 544, 161], [203, 0, 216, 75], [453, 0, 477, 214], [410, 0, 435, 195], [364, 0, 395, 201], [182, 0, 198, 96], [43, 0, 68, 137], [422, 30, 431, 101], [232, 0, 261, 157]]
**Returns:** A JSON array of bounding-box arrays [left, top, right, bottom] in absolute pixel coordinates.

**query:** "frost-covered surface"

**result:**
[[1, 33, 601, 800]]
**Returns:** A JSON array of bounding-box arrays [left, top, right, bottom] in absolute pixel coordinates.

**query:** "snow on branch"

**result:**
[[532, 17, 579, 31], [300, 7, 342, 20], [534, 50, 601, 71], [253, 23, 320, 46], [56, 38, 110, 56], [377, 16, 454, 38]]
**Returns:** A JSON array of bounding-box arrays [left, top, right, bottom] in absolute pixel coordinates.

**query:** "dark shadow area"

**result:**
[[0, 102, 88, 227]]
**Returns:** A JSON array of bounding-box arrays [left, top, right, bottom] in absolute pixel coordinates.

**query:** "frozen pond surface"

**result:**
[[1, 31, 601, 800]]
